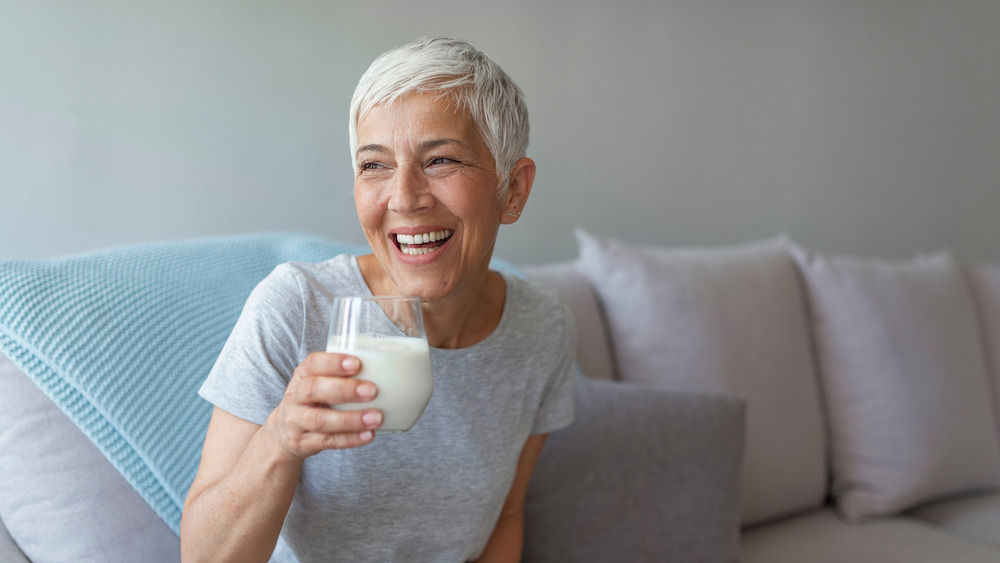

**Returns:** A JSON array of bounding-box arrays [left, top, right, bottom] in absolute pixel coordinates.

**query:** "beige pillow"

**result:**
[[791, 247, 1000, 521], [575, 230, 826, 527]]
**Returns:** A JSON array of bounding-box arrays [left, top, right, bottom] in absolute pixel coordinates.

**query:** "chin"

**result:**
[[391, 277, 453, 303]]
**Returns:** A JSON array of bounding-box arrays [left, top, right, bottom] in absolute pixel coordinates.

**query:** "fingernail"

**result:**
[[357, 382, 377, 399], [362, 410, 383, 427], [341, 357, 360, 371], [359, 430, 374, 441]]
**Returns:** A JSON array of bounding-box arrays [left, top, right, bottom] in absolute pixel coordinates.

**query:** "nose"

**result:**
[[387, 164, 434, 213]]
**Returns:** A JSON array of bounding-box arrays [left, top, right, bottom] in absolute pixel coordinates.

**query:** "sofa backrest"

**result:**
[[521, 262, 617, 381]]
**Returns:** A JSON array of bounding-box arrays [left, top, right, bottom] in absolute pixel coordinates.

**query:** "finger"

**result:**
[[302, 429, 377, 451], [296, 404, 384, 435], [283, 423, 378, 454], [296, 351, 361, 379], [291, 373, 377, 405]]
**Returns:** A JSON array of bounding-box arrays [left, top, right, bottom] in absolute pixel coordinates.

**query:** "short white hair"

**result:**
[[349, 37, 529, 196]]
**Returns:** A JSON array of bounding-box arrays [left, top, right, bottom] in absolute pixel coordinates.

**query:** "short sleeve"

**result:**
[[531, 301, 576, 435], [198, 264, 307, 425]]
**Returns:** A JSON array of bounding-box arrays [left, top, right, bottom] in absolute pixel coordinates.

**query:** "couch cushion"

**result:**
[[524, 376, 745, 563], [741, 508, 1000, 563], [0, 351, 180, 562], [908, 491, 1000, 551], [791, 248, 1000, 522], [967, 264, 1000, 420], [0, 517, 28, 563], [521, 262, 616, 380], [574, 230, 826, 527]]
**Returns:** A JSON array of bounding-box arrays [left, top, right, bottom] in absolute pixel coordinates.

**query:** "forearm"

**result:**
[[181, 423, 303, 563], [475, 433, 547, 562], [474, 511, 524, 563]]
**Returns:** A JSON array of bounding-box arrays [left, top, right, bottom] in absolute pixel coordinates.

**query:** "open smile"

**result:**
[[392, 229, 454, 256]]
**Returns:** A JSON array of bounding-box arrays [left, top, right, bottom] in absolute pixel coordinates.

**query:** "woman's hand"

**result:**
[[183, 353, 381, 561], [265, 351, 383, 460]]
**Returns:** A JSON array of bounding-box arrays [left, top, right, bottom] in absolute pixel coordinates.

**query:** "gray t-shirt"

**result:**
[[198, 254, 575, 562]]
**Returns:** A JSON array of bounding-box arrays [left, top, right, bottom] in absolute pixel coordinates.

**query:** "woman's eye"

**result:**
[[429, 157, 456, 166], [359, 161, 383, 172]]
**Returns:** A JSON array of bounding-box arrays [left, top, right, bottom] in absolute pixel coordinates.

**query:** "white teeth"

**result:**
[[394, 229, 454, 256], [395, 229, 453, 248], [402, 246, 433, 256]]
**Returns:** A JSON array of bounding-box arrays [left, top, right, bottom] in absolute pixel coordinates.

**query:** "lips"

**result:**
[[392, 229, 454, 256]]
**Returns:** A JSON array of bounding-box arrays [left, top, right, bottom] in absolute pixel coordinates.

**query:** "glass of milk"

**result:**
[[326, 296, 434, 433]]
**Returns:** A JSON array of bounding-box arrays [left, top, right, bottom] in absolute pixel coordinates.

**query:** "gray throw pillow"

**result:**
[[523, 376, 745, 563]]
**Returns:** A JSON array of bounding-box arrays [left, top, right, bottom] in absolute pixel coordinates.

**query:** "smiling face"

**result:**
[[353, 92, 531, 305]]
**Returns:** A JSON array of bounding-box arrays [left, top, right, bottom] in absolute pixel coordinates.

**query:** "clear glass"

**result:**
[[326, 296, 434, 433]]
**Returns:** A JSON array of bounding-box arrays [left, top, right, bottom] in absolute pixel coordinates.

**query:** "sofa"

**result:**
[[2, 229, 1000, 562], [524, 231, 1000, 562]]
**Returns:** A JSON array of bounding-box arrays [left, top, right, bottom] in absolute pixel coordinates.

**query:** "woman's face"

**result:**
[[353, 92, 513, 303]]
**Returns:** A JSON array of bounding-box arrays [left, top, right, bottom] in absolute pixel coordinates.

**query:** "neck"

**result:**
[[421, 271, 506, 349], [355, 255, 507, 349]]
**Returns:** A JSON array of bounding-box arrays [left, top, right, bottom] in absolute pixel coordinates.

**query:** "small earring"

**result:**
[[506, 210, 521, 218]]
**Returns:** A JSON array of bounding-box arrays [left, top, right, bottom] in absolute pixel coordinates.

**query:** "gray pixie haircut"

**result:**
[[349, 37, 530, 196]]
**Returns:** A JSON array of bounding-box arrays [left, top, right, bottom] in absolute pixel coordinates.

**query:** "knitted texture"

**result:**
[[0, 232, 366, 534]]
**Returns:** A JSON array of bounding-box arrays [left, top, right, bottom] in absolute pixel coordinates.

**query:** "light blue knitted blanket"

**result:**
[[0, 232, 366, 534]]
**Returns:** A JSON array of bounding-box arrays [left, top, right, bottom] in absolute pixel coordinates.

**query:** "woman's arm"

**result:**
[[475, 434, 549, 563], [180, 407, 301, 562], [180, 352, 383, 563]]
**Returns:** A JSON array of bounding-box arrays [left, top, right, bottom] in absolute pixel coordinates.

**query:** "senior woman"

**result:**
[[181, 37, 576, 562]]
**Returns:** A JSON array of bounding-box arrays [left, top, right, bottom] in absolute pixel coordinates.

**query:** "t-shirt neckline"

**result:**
[[345, 254, 514, 354]]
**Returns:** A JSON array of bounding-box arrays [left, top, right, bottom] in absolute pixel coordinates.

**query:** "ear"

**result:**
[[501, 158, 536, 225]]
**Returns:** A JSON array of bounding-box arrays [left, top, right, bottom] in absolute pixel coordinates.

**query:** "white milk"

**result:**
[[327, 335, 434, 433]]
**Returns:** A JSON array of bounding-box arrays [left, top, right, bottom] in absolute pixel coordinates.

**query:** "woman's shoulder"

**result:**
[[246, 254, 363, 309], [268, 254, 362, 289], [502, 271, 564, 305], [277, 252, 356, 277], [500, 271, 573, 332]]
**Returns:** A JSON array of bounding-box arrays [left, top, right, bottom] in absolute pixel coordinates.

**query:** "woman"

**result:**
[[181, 37, 576, 562]]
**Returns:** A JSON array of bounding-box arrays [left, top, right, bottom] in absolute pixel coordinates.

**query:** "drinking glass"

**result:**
[[326, 296, 434, 433]]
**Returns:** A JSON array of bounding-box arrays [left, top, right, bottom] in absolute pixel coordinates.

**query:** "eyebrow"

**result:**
[[355, 138, 468, 159]]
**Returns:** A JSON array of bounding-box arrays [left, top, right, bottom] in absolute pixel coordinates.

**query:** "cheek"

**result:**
[[461, 199, 504, 242], [473, 190, 505, 220], [354, 187, 383, 224], [451, 174, 504, 216]]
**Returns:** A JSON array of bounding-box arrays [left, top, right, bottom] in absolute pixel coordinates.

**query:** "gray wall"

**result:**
[[2, 0, 998, 264]]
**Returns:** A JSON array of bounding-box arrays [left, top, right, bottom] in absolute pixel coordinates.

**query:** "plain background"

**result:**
[[2, 0, 998, 264]]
